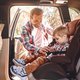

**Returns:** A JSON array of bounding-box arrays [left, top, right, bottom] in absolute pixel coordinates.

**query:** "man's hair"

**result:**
[[30, 8, 43, 18], [53, 26, 68, 37]]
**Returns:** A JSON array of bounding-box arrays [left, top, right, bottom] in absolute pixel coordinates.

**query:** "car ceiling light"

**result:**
[[40, 0, 53, 4], [55, 0, 68, 4]]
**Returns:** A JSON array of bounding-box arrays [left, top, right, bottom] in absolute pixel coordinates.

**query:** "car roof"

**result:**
[[0, 0, 80, 10]]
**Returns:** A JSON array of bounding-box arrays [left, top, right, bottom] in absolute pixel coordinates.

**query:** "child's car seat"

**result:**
[[33, 25, 80, 80]]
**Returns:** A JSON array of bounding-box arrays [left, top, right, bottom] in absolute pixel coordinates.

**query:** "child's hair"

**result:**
[[53, 26, 68, 37]]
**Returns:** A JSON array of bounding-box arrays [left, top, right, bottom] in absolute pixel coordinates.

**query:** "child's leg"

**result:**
[[13, 53, 36, 66], [24, 53, 46, 63], [25, 56, 46, 75], [13, 53, 46, 66]]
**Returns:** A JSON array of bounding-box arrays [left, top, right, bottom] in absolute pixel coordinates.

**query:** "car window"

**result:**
[[10, 6, 62, 59]]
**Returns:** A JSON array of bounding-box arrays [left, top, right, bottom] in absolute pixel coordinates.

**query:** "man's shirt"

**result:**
[[20, 21, 53, 54]]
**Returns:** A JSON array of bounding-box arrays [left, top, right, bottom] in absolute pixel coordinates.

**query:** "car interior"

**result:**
[[0, 0, 80, 80]]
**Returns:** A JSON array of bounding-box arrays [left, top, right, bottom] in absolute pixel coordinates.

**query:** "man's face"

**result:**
[[54, 34, 68, 44], [31, 14, 43, 28]]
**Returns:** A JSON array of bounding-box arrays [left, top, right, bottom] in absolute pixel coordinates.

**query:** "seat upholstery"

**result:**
[[76, 58, 80, 80]]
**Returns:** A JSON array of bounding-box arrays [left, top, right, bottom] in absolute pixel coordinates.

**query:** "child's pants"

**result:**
[[25, 56, 46, 75]]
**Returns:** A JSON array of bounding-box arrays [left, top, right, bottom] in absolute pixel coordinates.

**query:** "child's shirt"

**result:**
[[48, 42, 69, 53], [47, 42, 70, 60]]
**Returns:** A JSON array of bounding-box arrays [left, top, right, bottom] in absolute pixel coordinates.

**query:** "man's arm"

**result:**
[[20, 25, 39, 53]]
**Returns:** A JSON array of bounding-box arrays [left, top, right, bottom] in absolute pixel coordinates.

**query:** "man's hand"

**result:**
[[38, 46, 50, 56], [47, 46, 56, 52]]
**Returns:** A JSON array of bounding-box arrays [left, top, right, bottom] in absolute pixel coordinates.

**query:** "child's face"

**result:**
[[54, 34, 68, 44]]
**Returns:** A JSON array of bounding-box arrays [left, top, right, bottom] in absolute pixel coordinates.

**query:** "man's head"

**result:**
[[30, 8, 43, 28], [53, 26, 69, 44]]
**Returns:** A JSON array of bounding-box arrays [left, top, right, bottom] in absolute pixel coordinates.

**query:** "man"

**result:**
[[20, 7, 53, 55], [10, 8, 53, 79]]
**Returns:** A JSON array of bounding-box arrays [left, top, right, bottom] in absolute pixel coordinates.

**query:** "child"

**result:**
[[48, 26, 70, 54], [10, 26, 71, 79]]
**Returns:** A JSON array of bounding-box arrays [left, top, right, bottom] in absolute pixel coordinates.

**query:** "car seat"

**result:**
[[32, 25, 80, 80]]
